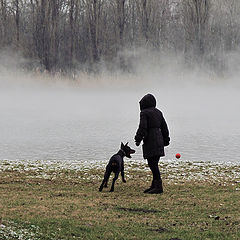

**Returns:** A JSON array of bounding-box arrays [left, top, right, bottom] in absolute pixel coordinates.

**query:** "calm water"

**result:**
[[0, 85, 239, 168]]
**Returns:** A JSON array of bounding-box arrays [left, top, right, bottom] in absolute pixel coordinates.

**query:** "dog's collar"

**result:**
[[119, 149, 126, 156]]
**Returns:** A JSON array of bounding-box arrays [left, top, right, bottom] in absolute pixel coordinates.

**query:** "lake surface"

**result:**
[[0, 84, 240, 169]]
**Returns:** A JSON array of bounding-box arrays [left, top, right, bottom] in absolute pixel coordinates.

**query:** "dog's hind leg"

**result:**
[[110, 172, 119, 192], [99, 166, 112, 192], [99, 179, 105, 192], [104, 181, 108, 188]]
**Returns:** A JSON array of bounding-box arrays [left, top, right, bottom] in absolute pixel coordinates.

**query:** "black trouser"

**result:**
[[147, 155, 161, 181]]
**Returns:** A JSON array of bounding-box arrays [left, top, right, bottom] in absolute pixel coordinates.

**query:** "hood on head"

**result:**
[[139, 94, 156, 111]]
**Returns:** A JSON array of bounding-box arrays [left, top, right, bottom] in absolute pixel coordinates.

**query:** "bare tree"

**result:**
[[86, 0, 103, 63], [136, 0, 150, 43], [13, 0, 20, 43], [117, 0, 125, 47], [0, 0, 239, 74], [0, 0, 7, 45], [183, 0, 211, 56], [69, 0, 75, 66]]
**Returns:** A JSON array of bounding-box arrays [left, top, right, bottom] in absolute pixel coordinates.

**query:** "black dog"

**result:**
[[99, 142, 135, 192]]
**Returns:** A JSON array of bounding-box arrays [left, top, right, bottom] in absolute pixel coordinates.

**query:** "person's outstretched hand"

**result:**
[[135, 141, 140, 147]]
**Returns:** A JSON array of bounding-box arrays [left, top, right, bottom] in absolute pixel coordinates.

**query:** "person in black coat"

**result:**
[[135, 94, 170, 194]]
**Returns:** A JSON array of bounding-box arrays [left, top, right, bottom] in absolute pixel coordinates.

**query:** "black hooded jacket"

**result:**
[[135, 94, 170, 159]]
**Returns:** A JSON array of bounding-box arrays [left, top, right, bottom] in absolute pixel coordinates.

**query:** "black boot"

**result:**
[[144, 180, 154, 193], [147, 180, 163, 194]]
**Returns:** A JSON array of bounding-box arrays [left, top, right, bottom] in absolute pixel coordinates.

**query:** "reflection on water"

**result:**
[[0, 86, 239, 168]]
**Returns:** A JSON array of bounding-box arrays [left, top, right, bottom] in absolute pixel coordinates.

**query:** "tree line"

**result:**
[[0, 0, 239, 73]]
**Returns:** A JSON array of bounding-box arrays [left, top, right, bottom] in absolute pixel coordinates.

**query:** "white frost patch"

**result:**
[[0, 221, 40, 240], [0, 159, 240, 183]]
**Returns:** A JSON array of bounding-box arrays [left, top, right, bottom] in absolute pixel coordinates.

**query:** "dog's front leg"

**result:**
[[121, 164, 126, 183], [110, 172, 119, 192]]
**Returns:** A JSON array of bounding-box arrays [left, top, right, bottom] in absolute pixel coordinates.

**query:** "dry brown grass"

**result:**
[[0, 167, 240, 240]]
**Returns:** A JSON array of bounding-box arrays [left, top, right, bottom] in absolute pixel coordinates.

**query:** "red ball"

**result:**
[[176, 153, 181, 159]]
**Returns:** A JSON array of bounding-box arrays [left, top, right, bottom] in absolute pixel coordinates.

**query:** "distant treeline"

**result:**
[[0, 0, 239, 73]]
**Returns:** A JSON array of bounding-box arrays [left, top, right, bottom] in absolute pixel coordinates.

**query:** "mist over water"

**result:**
[[0, 54, 240, 169]]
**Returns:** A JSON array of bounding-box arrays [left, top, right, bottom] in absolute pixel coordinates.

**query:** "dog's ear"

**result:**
[[125, 142, 129, 146], [121, 142, 124, 149]]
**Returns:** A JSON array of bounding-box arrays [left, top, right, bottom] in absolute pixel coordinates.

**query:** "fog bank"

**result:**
[[0, 51, 240, 165]]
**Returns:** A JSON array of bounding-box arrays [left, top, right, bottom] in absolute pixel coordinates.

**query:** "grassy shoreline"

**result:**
[[0, 164, 240, 240]]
